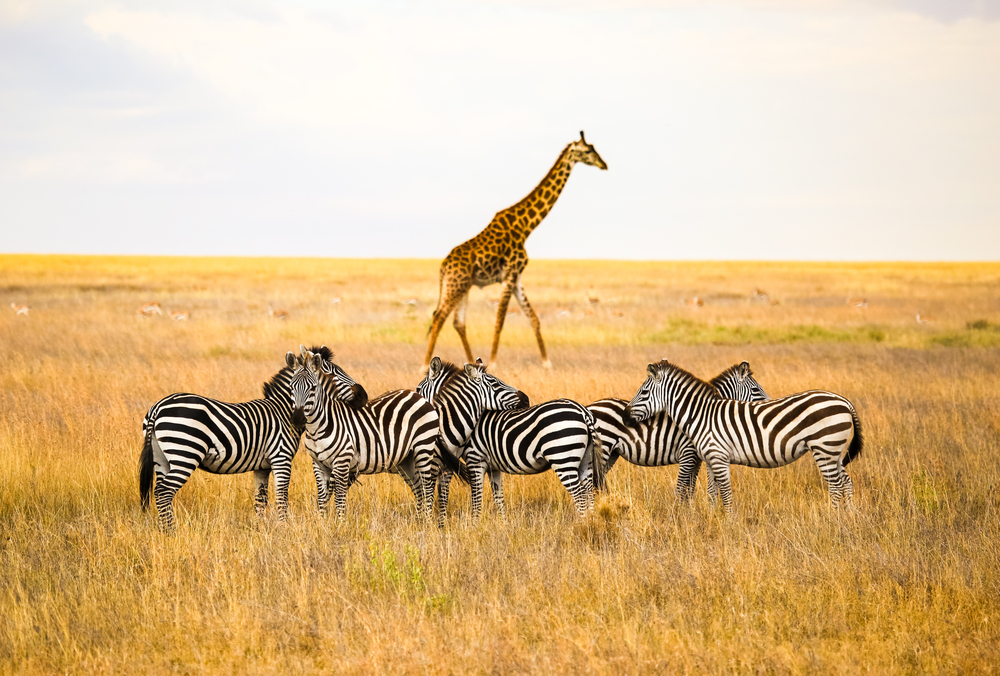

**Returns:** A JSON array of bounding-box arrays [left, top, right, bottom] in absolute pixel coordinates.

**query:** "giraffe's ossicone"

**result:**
[[423, 131, 607, 371]]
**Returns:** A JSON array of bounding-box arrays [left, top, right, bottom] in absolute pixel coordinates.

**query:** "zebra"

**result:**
[[137, 346, 356, 531], [290, 347, 441, 519], [588, 361, 769, 499], [624, 359, 863, 512], [417, 356, 527, 523], [418, 357, 605, 517]]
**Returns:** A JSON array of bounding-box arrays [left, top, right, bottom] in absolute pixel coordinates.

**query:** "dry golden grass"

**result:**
[[2, 254, 999, 675]]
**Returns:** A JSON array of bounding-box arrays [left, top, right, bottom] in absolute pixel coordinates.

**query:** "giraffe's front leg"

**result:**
[[488, 273, 518, 367], [513, 277, 550, 368]]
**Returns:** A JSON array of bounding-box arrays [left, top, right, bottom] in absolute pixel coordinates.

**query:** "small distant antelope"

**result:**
[[751, 288, 769, 302], [686, 297, 704, 308], [10, 302, 29, 316], [915, 312, 935, 324], [611, 310, 625, 320], [170, 310, 190, 321], [848, 297, 868, 309], [586, 294, 600, 305], [268, 305, 289, 321], [137, 302, 162, 317]]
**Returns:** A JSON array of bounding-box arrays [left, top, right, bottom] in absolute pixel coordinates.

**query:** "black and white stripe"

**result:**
[[588, 361, 769, 498], [137, 347, 339, 531], [291, 348, 440, 519], [419, 357, 604, 517], [417, 357, 526, 523], [624, 359, 863, 511]]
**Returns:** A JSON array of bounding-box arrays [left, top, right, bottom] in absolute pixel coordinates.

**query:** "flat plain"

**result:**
[[2, 255, 999, 675]]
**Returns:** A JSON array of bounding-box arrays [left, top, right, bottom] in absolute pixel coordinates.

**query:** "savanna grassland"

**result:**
[[2, 254, 1000, 675]]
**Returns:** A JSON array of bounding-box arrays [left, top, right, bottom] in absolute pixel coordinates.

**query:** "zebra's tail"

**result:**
[[844, 405, 864, 467], [139, 424, 154, 512], [437, 440, 472, 485], [584, 410, 607, 492]]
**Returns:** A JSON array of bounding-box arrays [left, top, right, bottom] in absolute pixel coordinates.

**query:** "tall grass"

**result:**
[[1, 255, 999, 674]]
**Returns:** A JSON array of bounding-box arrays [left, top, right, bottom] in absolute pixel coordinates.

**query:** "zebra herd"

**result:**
[[139, 346, 863, 531]]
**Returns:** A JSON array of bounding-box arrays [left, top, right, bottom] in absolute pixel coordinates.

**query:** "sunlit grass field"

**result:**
[[2, 255, 999, 674]]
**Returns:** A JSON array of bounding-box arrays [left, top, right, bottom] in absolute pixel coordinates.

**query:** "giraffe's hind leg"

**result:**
[[513, 278, 550, 368], [451, 291, 475, 364], [424, 271, 472, 370]]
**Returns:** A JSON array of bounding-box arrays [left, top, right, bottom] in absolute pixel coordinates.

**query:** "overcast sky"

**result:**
[[2, 0, 998, 260]]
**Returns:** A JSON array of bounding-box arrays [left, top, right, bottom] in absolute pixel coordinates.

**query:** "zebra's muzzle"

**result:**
[[291, 408, 306, 427], [516, 391, 530, 409]]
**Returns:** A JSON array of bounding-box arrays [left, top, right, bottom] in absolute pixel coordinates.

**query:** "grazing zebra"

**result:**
[[290, 348, 440, 519], [588, 361, 769, 499], [138, 346, 355, 531], [419, 358, 604, 517], [417, 357, 527, 523], [624, 359, 863, 512]]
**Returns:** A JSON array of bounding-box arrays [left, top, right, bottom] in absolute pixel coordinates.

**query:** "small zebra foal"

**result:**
[[291, 348, 440, 519], [588, 361, 769, 499], [625, 359, 863, 512]]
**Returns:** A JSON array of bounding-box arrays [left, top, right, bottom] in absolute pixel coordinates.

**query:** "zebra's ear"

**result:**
[[647, 363, 657, 378], [305, 352, 321, 374], [464, 363, 481, 381], [429, 356, 442, 378], [285, 351, 296, 369], [300, 344, 309, 360], [740, 361, 751, 376], [475, 357, 486, 371]]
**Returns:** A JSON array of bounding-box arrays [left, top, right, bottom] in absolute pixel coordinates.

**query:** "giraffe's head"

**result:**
[[567, 131, 608, 170]]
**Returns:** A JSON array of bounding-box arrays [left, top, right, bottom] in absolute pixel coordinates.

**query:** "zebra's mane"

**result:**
[[709, 362, 748, 390], [434, 360, 465, 397], [656, 360, 720, 399], [261, 345, 333, 400]]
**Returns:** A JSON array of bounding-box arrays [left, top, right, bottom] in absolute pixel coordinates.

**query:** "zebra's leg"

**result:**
[[437, 469, 454, 527], [704, 449, 734, 514], [553, 467, 589, 516], [270, 458, 294, 521], [312, 462, 332, 515], [488, 470, 506, 519], [675, 445, 701, 501], [415, 445, 439, 521], [812, 446, 847, 508], [253, 469, 270, 517], [330, 458, 353, 520], [469, 464, 486, 518]]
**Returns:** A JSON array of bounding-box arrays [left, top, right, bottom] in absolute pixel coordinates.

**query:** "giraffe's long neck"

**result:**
[[509, 145, 575, 239]]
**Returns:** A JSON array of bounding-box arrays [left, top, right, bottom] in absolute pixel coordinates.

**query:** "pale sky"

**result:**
[[2, 0, 998, 260]]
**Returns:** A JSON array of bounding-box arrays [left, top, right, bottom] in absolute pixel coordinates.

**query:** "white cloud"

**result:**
[[1, 0, 999, 259]]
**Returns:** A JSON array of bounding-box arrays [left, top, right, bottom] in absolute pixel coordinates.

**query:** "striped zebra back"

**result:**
[[589, 361, 769, 468]]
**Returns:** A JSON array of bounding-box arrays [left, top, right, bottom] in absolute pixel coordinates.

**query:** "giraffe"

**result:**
[[423, 131, 607, 371]]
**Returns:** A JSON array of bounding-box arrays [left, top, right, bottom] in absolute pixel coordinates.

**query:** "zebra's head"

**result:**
[[463, 358, 528, 410], [417, 356, 451, 403], [710, 361, 769, 401], [298, 345, 368, 410], [623, 361, 668, 423], [286, 351, 317, 426]]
